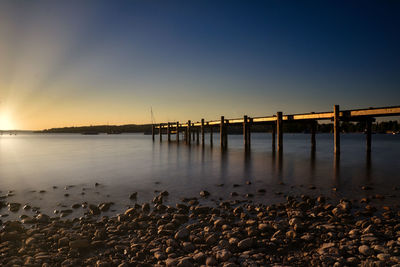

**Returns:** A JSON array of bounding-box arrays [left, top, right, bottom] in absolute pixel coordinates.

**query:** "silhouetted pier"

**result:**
[[152, 105, 400, 153]]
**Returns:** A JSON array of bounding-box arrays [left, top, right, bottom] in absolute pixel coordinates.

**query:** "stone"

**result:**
[[359, 245, 372, 256], [216, 249, 232, 261], [200, 190, 210, 197], [166, 258, 179, 266], [377, 253, 390, 261], [206, 256, 217, 266], [8, 203, 21, 212], [154, 251, 167, 260], [178, 257, 193, 267], [238, 238, 253, 250], [175, 228, 189, 240], [69, 239, 90, 249]]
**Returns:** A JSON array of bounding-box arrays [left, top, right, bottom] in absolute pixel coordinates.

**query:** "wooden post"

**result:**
[[243, 115, 248, 148], [152, 124, 155, 141], [210, 125, 213, 146], [334, 105, 340, 154], [220, 116, 225, 149], [176, 122, 180, 143], [366, 118, 372, 152], [311, 120, 316, 150], [187, 120, 191, 144], [272, 124, 276, 150], [277, 112, 283, 151], [159, 124, 162, 142], [196, 127, 200, 144], [167, 123, 171, 142], [201, 119, 205, 145]]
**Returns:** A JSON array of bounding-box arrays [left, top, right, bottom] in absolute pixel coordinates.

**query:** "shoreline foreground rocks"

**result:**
[[1, 193, 400, 266]]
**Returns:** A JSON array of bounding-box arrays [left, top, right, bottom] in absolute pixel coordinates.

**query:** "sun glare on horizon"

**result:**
[[0, 113, 16, 130]]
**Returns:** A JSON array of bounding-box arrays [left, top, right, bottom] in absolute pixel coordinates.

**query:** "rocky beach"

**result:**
[[1, 187, 400, 267]]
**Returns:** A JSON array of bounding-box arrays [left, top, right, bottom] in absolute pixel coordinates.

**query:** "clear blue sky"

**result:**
[[0, 0, 399, 129]]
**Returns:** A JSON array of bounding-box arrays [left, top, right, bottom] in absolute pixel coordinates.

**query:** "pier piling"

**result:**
[[220, 116, 227, 149], [334, 105, 340, 154], [243, 115, 248, 148], [152, 124, 155, 141], [176, 122, 180, 143], [167, 123, 171, 142], [201, 119, 205, 145], [187, 120, 191, 144], [277, 112, 283, 151]]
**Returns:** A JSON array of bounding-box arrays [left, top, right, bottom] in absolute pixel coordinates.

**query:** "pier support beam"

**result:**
[[196, 127, 200, 144], [201, 119, 205, 145], [366, 118, 372, 152], [159, 124, 162, 142], [243, 115, 251, 149], [167, 123, 171, 142], [311, 120, 317, 150], [187, 120, 191, 145], [334, 105, 340, 154], [243, 115, 248, 148], [277, 112, 283, 151], [152, 124, 155, 141], [220, 116, 227, 149], [176, 122, 180, 143]]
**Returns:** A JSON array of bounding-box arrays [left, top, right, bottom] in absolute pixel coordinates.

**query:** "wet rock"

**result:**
[[8, 202, 21, 212], [89, 204, 101, 215], [200, 190, 210, 197], [99, 202, 113, 212], [129, 192, 137, 199], [71, 203, 81, 209]]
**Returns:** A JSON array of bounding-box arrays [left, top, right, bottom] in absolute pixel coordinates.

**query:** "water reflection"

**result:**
[[366, 151, 372, 182], [0, 133, 399, 217]]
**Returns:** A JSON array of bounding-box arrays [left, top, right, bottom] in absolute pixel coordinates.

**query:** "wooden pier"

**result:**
[[153, 105, 400, 153]]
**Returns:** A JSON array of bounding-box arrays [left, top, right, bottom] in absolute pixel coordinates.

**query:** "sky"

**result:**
[[0, 1, 399, 130]]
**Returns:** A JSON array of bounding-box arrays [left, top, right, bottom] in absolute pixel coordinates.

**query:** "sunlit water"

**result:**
[[0, 133, 399, 220]]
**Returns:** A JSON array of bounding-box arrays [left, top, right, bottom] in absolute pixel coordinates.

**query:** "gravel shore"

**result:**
[[1, 191, 400, 267]]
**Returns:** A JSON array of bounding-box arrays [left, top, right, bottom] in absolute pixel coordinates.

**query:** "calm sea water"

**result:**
[[0, 133, 399, 219]]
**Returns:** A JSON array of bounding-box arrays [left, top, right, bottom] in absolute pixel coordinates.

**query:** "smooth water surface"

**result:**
[[0, 133, 399, 219]]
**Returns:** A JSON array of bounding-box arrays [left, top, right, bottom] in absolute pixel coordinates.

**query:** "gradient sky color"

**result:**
[[0, 1, 399, 130]]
